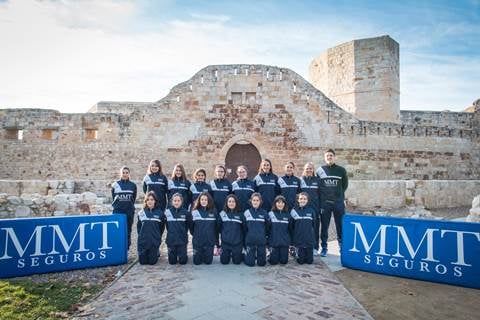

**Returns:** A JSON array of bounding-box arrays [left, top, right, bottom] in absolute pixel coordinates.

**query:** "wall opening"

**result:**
[[225, 142, 261, 182]]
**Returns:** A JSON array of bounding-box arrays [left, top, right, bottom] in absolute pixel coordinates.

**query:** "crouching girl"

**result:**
[[243, 193, 269, 267], [268, 195, 293, 265], [163, 193, 190, 265], [290, 192, 316, 264], [137, 191, 163, 265], [218, 194, 244, 264], [190, 192, 219, 265]]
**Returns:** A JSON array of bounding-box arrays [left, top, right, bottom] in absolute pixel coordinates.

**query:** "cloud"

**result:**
[[0, 0, 478, 113]]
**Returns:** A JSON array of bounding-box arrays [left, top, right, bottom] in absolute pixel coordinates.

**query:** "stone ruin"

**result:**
[[0, 35, 479, 220]]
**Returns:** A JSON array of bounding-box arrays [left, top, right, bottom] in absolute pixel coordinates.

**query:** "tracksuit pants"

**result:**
[[193, 246, 214, 265], [168, 245, 188, 265], [244, 245, 266, 267], [269, 246, 289, 265], [296, 246, 313, 264], [220, 244, 243, 265], [320, 200, 345, 249]]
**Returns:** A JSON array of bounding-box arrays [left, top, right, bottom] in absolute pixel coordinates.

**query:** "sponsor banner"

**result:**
[[0, 214, 127, 278], [341, 214, 480, 289]]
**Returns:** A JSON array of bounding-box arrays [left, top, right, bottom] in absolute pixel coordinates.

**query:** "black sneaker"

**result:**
[[320, 248, 328, 257]]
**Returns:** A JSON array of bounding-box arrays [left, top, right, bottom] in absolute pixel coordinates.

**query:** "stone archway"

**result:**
[[225, 142, 261, 181]]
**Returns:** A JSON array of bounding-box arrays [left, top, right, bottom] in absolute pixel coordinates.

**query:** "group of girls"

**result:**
[[112, 159, 321, 266]]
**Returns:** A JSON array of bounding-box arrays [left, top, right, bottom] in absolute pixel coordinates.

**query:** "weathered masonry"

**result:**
[[1, 35, 479, 209]]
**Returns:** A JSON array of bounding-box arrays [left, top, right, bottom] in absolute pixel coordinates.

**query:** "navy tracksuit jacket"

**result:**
[[242, 207, 269, 266], [190, 208, 219, 265], [168, 178, 192, 209], [210, 179, 232, 213], [190, 181, 212, 204], [268, 209, 293, 265], [143, 173, 168, 210], [254, 173, 279, 211], [232, 178, 255, 212], [218, 209, 244, 264], [163, 206, 190, 264], [111, 179, 137, 249], [277, 175, 300, 209], [290, 206, 316, 247], [137, 207, 163, 265], [300, 175, 322, 250]]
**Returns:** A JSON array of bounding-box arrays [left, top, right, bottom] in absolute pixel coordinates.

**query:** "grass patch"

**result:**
[[0, 279, 102, 320]]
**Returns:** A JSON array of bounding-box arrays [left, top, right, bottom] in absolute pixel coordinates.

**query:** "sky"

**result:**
[[0, 0, 479, 113]]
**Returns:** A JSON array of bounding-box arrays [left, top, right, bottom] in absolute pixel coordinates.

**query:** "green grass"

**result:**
[[0, 279, 102, 320]]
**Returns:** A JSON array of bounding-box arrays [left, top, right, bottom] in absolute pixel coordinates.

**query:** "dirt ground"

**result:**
[[335, 268, 480, 320]]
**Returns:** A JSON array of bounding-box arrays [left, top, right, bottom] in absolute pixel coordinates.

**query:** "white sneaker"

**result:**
[[313, 249, 320, 256]]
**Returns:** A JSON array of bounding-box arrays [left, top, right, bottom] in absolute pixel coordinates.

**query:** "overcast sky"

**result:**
[[0, 0, 479, 113]]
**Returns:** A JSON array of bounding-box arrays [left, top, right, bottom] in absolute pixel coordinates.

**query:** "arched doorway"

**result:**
[[225, 142, 261, 181]]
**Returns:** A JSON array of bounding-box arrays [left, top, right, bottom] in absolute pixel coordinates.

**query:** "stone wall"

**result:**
[[1, 65, 479, 183], [309, 35, 400, 123], [1, 179, 478, 214]]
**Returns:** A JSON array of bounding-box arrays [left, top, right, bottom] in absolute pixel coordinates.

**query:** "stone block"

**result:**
[[15, 206, 31, 217], [7, 196, 21, 205], [472, 195, 480, 209]]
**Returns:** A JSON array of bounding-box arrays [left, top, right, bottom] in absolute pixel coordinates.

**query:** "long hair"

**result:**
[[271, 195, 289, 212], [302, 162, 315, 177], [171, 163, 187, 180], [192, 168, 207, 182], [258, 158, 273, 174], [192, 192, 215, 212], [119, 166, 130, 178], [143, 191, 158, 209], [147, 159, 163, 175], [223, 194, 241, 212]]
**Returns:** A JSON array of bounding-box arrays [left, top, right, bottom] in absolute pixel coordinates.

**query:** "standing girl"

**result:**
[[242, 193, 269, 267], [190, 192, 219, 265], [290, 192, 316, 264], [190, 168, 212, 204], [300, 162, 322, 256], [111, 166, 137, 250], [254, 159, 279, 212], [278, 162, 301, 209], [218, 194, 244, 265], [232, 165, 255, 212], [163, 193, 190, 265], [137, 191, 163, 265], [143, 160, 168, 210], [168, 163, 191, 209], [210, 165, 232, 213], [268, 195, 293, 265]]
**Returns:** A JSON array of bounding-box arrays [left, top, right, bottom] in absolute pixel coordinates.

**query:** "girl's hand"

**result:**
[[214, 246, 221, 256]]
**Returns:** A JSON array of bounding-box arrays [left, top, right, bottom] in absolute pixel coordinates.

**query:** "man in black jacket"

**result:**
[[316, 149, 348, 257]]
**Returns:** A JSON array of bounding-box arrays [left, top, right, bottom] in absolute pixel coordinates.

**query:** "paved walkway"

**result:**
[[75, 248, 371, 320]]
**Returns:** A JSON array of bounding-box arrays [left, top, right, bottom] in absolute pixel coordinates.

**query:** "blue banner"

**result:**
[[341, 214, 480, 289], [0, 214, 128, 278]]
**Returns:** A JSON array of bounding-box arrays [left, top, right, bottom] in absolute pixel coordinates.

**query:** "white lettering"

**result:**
[[435, 264, 447, 274], [90, 221, 119, 250], [17, 258, 25, 268], [420, 261, 430, 272], [86, 251, 95, 261], [441, 230, 480, 267], [349, 223, 389, 255], [376, 256, 384, 266], [49, 224, 88, 254], [389, 258, 399, 268], [393, 226, 439, 262], [453, 266, 463, 277], [31, 257, 39, 267], [45, 255, 54, 265], [0, 226, 47, 259]]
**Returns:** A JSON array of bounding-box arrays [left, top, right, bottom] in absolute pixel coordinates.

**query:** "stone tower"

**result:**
[[309, 35, 400, 123]]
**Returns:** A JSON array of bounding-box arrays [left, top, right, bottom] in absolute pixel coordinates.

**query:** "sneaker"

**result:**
[[313, 249, 320, 256], [320, 248, 328, 257]]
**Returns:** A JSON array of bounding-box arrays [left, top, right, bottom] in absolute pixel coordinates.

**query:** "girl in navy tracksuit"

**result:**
[[143, 160, 168, 211], [218, 194, 244, 264], [278, 162, 301, 209], [162, 193, 191, 265], [190, 168, 212, 204], [232, 165, 255, 212], [210, 165, 232, 213], [168, 163, 192, 210], [137, 191, 163, 265], [190, 192, 219, 265], [268, 195, 293, 265], [243, 193, 269, 267], [254, 159, 279, 212], [111, 166, 137, 250], [291, 192, 316, 264], [300, 162, 322, 255]]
